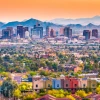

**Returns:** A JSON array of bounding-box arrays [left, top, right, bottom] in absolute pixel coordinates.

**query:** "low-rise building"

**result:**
[[79, 73, 98, 78], [65, 77, 78, 93], [87, 79, 97, 89], [52, 79, 61, 89], [35, 94, 70, 100], [44, 79, 52, 89], [78, 78, 87, 88], [33, 79, 44, 92]]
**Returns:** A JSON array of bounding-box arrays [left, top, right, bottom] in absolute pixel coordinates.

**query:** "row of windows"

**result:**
[[36, 84, 51, 87], [35, 84, 95, 88]]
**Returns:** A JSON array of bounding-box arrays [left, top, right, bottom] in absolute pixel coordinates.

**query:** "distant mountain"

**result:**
[[67, 24, 83, 28], [1, 18, 62, 29], [0, 17, 100, 35], [49, 16, 100, 25], [0, 22, 5, 28], [65, 23, 100, 34]]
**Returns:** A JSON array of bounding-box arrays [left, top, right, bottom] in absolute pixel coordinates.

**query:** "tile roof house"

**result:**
[[13, 76, 22, 84], [79, 73, 98, 78], [71, 94, 82, 100], [33, 75, 41, 81], [64, 65, 82, 73], [85, 93, 96, 99], [85, 94, 100, 100], [91, 94, 100, 100], [35, 94, 70, 100]]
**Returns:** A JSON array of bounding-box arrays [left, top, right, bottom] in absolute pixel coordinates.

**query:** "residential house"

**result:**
[[64, 65, 82, 73], [33, 75, 41, 81], [85, 93, 96, 99], [60, 74, 65, 79], [65, 77, 78, 93], [43, 79, 52, 89], [11, 73, 27, 84], [79, 73, 98, 78], [90, 94, 100, 100], [35, 94, 70, 100], [71, 94, 82, 100], [52, 79, 61, 89], [87, 79, 97, 89], [74, 66, 82, 73], [32, 79, 44, 92], [61, 79, 69, 89], [78, 78, 87, 88]]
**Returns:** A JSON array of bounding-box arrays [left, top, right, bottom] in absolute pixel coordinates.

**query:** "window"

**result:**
[[35, 89, 37, 91], [92, 84, 95, 87], [57, 84, 59, 87], [75, 84, 77, 87], [83, 84, 86, 87], [48, 84, 50, 87], [66, 84, 68, 87], [36, 84, 38, 87]]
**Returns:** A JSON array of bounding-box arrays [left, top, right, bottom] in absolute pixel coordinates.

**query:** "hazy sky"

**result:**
[[0, 0, 100, 22]]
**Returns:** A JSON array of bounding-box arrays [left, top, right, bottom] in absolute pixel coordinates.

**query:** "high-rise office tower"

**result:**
[[46, 26, 49, 36], [60, 27, 64, 35], [92, 29, 98, 38], [83, 30, 91, 40], [17, 26, 24, 38], [2, 29, 11, 39], [6, 27, 13, 34], [50, 29, 55, 37], [31, 23, 43, 38], [23, 27, 29, 33], [63, 27, 72, 38], [17, 26, 29, 38], [2, 27, 14, 39]]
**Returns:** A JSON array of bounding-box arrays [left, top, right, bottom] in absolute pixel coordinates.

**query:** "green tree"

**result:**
[[23, 92, 37, 100], [13, 89, 21, 99], [30, 63, 38, 71], [66, 95, 75, 100], [76, 90, 87, 98], [29, 71, 37, 76], [52, 63, 58, 71], [96, 85, 100, 94], [3, 55, 10, 62], [40, 71, 48, 76], [1, 78, 18, 97], [19, 83, 29, 92]]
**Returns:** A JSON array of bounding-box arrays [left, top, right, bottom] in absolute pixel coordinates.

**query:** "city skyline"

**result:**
[[0, 0, 100, 22]]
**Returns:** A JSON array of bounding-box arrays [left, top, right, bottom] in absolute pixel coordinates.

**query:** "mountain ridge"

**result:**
[[0, 17, 100, 34], [49, 16, 100, 25], [0, 18, 62, 29]]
